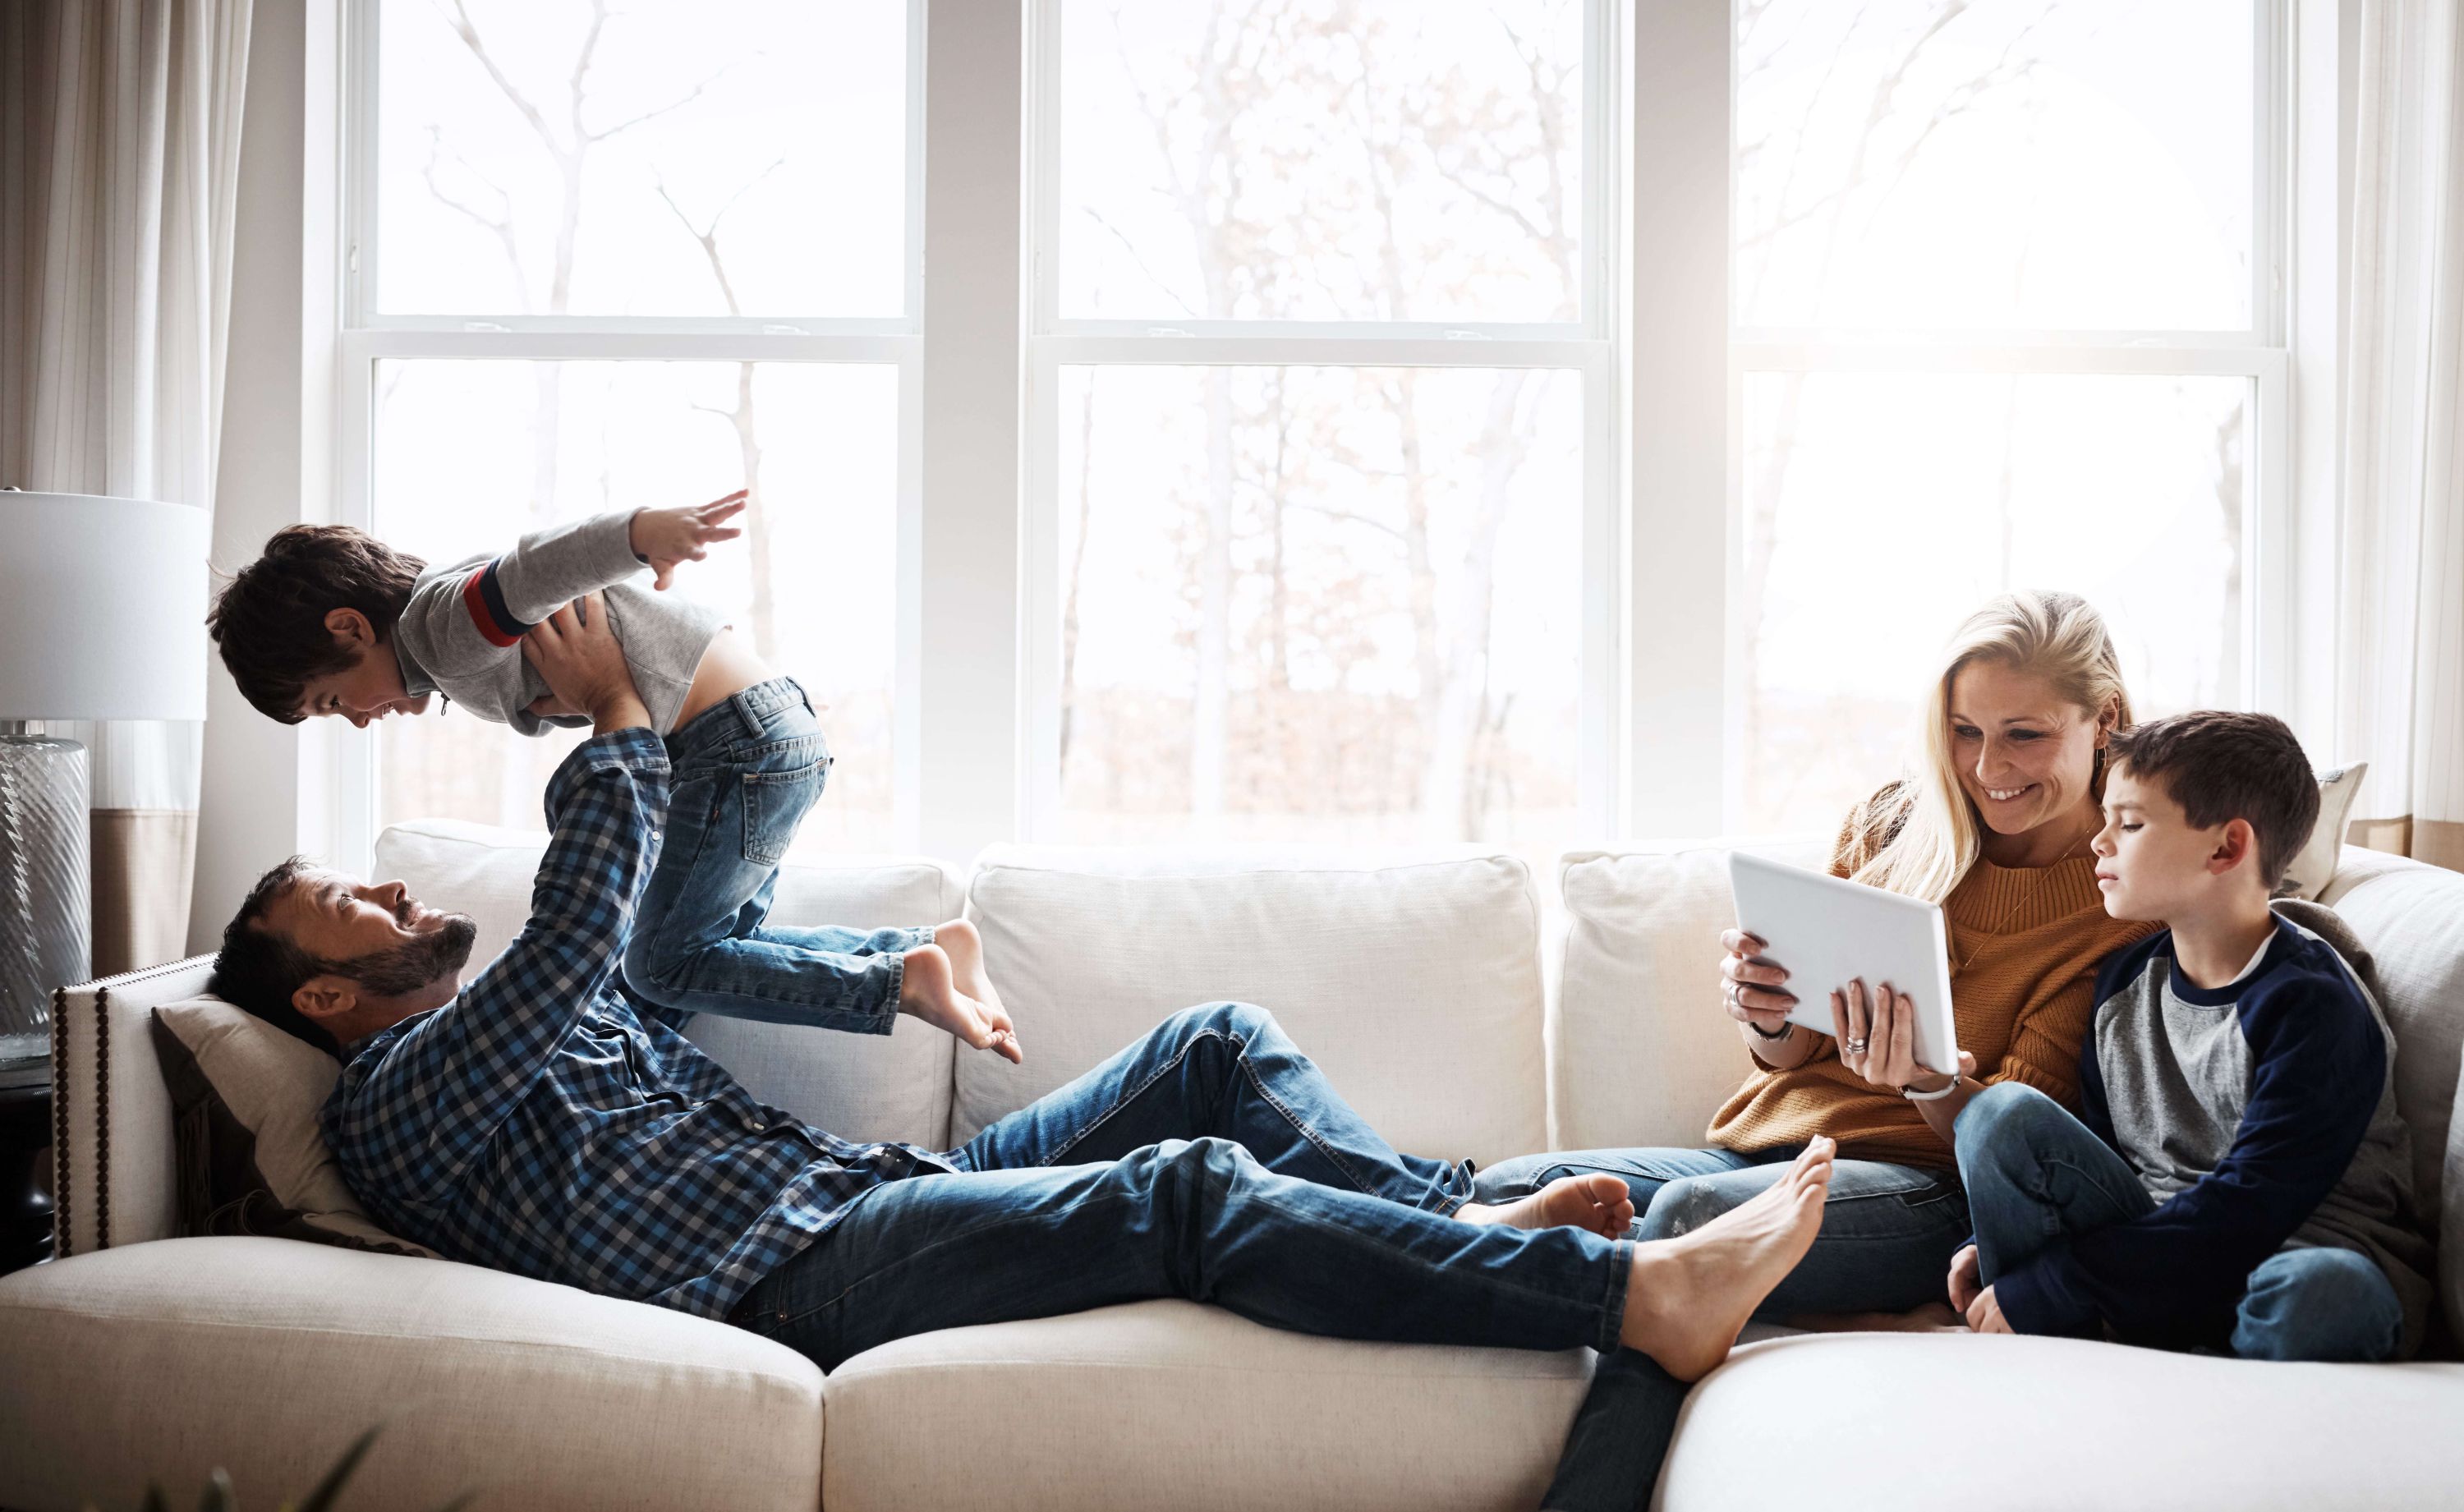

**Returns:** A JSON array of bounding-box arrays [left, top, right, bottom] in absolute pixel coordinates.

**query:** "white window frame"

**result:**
[[1689, 0, 2296, 833], [328, 0, 935, 876], [1017, 0, 1630, 844], [320, 0, 2295, 870]]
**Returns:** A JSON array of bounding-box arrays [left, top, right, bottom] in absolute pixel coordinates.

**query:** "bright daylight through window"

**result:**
[[338, 0, 2278, 865], [360, 1, 909, 852], [1036, 0, 1602, 858], [1732, 0, 2267, 834]]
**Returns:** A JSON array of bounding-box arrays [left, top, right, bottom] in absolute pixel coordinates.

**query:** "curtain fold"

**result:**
[[1, 0, 251, 972], [2338, 0, 2464, 874]]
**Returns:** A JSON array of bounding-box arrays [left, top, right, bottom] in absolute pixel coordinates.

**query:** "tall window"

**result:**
[[1730, 0, 2279, 833], [1024, 0, 1618, 860], [344, 0, 918, 859], [332, 0, 2290, 871]]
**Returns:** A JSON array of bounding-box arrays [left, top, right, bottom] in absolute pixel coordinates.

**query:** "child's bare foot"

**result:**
[[1458, 1174, 1636, 1240], [933, 918, 1007, 1019], [898, 941, 1024, 1064], [1616, 1138, 1835, 1382]]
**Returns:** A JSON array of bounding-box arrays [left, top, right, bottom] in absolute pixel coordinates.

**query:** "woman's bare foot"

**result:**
[[933, 918, 1008, 1019], [1458, 1175, 1636, 1240], [1616, 1138, 1836, 1382]]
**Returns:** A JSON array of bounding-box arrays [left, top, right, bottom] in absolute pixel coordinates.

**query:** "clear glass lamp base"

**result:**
[[0, 728, 91, 1064]]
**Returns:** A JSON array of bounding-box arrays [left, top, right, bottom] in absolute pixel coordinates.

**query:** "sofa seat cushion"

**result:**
[[0, 1237, 824, 1512], [375, 818, 964, 1150], [1660, 1333, 2464, 1510], [819, 1298, 1589, 1511], [957, 846, 1549, 1167]]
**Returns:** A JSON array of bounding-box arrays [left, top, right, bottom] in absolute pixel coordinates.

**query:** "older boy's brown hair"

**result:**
[[2107, 710, 2322, 890], [207, 526, 425, 724]]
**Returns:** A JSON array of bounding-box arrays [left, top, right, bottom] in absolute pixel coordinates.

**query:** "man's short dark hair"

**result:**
[[207, 526, 425, 724], [2108, 710, 2322, 890], [209, 857, 343, 1059]]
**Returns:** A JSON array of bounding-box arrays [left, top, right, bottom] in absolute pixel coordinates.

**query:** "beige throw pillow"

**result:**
[[2277, 761, 2369, 902], [149, 997, 435, 1258]]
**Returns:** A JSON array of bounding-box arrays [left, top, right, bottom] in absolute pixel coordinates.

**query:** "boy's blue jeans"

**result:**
[[625, 676, 927, 1030], [1957, 1082, 2403, 1363], [1473, 1143, 1971, 1512], [727, 1002, 1635, 1377]]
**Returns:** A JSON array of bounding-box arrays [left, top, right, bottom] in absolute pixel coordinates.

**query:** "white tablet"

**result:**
[[1726, 852, 1961, 1075]]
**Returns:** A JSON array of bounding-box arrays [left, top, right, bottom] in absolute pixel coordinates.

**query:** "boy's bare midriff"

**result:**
[[525, 625, 775, 730], [673, 627, 778, 731]]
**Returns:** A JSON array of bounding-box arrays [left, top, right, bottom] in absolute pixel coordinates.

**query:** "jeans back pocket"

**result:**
[[741, 751, 830, 866]]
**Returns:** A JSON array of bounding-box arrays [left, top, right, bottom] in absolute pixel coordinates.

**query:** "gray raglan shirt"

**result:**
[[1995, 905, 2435, 1357], [390, 511, 726, 738]]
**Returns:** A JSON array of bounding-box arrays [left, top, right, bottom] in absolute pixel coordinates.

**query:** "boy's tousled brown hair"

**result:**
[[2107, 710, 2321, 890], [207, 526, 425, 724]]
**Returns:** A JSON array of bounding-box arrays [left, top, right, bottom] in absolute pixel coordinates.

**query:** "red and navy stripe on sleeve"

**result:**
[[459, 559, 531, 647]]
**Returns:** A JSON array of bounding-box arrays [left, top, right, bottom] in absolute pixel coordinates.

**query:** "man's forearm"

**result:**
[[591, 690, 652, 737]]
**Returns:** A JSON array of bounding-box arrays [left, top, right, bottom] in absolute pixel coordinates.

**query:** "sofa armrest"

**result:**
[[51, 956, 215, 1256], [0, 1237, 825, 1512]]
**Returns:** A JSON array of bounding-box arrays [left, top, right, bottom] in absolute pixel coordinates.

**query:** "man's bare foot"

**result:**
[[1459, 1174, 1636, 1240], [1616, 1138, 1835, 1382], [1786, 1301, 1965, 1334], [934, 918, 1007, 1018]]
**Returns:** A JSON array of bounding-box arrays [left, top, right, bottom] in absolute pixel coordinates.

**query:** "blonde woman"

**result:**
[[1487, 591, 2163, 1512]]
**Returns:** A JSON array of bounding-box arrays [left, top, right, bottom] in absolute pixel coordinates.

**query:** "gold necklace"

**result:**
[[1950, 813, 2099, 975]]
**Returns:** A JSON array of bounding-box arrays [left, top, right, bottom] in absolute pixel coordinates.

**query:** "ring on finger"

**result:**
[[1844, 1036, 1869, 1055]]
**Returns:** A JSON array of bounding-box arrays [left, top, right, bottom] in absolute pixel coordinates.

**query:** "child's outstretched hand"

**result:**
[[631, 489, 747, 591]]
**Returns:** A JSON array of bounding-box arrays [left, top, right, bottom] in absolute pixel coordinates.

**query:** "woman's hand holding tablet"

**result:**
[[1726, 853, 1966, 1080]]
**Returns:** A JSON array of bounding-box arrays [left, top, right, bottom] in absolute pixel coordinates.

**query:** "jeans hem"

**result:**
[[1596, 1236, 1634, 1354]]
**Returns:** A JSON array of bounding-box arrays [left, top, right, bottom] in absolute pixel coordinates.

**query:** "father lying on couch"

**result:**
[[206, 591, 1837, 1397]]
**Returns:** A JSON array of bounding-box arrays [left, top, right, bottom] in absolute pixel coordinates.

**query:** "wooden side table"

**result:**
[[0, 1057, 53, 1275]]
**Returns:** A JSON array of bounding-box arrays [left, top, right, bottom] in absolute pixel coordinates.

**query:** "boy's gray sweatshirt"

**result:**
[[390, 510, 725, 737], [1994, 904, 2434, 1357]]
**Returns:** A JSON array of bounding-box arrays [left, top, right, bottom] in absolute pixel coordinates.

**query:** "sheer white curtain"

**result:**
[[2338, 0, 2464, 872], [0, 0, 251, 970]]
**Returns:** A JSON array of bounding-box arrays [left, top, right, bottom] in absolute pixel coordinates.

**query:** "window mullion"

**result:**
[[916, 0, 1026, 863]]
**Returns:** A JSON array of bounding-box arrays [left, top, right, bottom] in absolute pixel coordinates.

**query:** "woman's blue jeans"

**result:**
[[1957, 1082, 2402, 1363], [1473, 1142, 1971, 1511], [729, 1002, 1635, 1376], [624, 676, 929, 1030]]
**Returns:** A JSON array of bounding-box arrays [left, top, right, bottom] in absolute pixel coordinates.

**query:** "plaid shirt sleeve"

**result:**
[[329, 727, 670, 1204]]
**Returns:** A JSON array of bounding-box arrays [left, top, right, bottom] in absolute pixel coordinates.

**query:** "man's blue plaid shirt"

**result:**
[[321, 728, 953, 1319]]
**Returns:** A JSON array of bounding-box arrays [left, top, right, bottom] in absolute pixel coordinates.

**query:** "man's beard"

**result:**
[[338, 912, 478, 997]]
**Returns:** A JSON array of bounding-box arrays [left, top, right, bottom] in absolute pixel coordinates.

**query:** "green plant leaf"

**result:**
[[291, 1426, 382, 1512]]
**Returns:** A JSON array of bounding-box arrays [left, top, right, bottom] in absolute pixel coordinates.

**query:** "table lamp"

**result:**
[[0, 490, 209, 1065]]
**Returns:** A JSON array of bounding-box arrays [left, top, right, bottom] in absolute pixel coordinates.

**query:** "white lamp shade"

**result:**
[[0, 491, 211, 721]]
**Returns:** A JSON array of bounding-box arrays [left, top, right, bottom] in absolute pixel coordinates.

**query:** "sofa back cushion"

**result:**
[[954, 846, 1548, 1168], [374, 820, 964, 1148], [1552, 839, 1834, 1154], [2317, 845, 2464, 1322]]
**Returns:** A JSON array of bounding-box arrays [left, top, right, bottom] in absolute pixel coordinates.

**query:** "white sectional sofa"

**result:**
[[3, 822, 2459, 1511]]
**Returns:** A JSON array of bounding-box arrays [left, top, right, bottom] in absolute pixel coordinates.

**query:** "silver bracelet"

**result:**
[[1902, 1076, 1961, 1102], [1747, 1018, 1794, 1041]]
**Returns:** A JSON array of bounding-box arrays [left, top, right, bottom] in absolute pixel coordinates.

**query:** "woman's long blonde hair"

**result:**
[[1852, 591, 2134, 904]]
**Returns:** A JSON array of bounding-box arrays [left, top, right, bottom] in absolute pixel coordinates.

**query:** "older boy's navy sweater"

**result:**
[[1993, 914, 2433, 1355]]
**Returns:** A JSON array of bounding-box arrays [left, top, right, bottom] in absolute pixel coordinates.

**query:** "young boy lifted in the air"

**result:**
[[1950, 710, 2433, 1360], [208, 496, 1022, 1064]]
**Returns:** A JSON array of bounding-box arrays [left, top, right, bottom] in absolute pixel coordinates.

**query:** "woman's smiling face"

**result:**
[[1945, 659, 2112, 841]]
